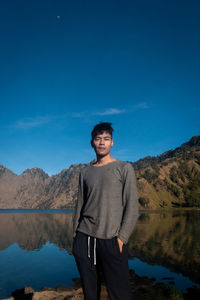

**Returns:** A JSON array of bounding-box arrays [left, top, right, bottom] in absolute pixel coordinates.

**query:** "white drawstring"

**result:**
[[88, 236, 90, 258], [87, 235, 96, 265], [94, 237, 96, 265]]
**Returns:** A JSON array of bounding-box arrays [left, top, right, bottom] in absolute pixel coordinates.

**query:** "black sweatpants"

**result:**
[[72, 231, 132, 300]]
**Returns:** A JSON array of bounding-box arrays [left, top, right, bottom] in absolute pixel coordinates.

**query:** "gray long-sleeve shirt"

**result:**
[[73, 159, 139, 244]]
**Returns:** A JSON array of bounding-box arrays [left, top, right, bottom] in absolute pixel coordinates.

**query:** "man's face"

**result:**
[[91, 131, 113, 157]]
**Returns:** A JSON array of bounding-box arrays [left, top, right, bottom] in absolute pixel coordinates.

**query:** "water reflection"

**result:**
[[0, 209, 200, 297], [0, 211, 74, 252], [129, 210, 200, 284]]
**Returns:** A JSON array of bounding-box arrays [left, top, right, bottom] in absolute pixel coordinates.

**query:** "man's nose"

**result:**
[[99, 139, 105, 144]]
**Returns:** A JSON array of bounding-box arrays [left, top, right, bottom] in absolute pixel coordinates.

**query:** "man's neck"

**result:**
[[94, 155, 117, 166]]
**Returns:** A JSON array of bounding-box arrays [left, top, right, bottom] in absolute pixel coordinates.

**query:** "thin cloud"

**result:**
[[12, 115, 53, 130], [71, 108, 125, 118], [12, 103, 149, 130], [73, 102, 148, 118], [91, 108, 126, 116], [71, 112, 86, 118], [133, 102, 149, 110]]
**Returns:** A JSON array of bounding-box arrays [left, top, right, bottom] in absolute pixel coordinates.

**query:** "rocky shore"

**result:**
[[3, 269, 200, 300]]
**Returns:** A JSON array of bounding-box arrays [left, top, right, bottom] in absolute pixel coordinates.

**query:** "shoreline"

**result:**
[[3, 270, 200, 300]]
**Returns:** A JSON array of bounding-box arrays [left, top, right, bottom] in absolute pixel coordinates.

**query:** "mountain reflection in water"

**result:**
[[0, 209, 199, 299]]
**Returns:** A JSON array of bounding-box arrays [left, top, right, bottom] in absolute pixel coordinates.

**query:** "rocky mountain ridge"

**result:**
[[0, 135, 199, 209]]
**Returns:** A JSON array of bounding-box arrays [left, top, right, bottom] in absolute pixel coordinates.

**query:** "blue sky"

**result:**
[[0, 0, 199, 175]]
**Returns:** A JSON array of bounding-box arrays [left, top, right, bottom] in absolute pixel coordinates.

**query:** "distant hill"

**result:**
[[0, 136, 199, 209]]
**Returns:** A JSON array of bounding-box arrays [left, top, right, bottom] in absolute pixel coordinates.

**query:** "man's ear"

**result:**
[[111, 139, 114, 147], [90, 140, 94, 148]]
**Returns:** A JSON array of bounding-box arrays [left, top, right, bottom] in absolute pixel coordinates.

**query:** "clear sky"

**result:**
[[0, 0, 199, 176]]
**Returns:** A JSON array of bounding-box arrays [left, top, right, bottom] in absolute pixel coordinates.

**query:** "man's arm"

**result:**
[[73, 171, 84, 238], [118, 163, 139, 244]]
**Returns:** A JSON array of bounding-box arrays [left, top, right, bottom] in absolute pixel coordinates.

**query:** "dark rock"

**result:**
[[11, 286, 34, 299]]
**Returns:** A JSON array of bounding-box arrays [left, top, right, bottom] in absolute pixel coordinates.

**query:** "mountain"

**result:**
[[132, 135, 200, 208], [0, 164, 87, 209], [0, 136, 199, 209]]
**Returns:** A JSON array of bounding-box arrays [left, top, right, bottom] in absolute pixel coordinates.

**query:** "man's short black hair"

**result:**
[[91, 122, 114, 141]]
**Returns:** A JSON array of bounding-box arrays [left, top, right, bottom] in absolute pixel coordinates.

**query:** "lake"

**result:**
[[0, 209, 200, 299]]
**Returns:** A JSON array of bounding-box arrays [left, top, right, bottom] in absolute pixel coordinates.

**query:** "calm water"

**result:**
[[0, 209, 200, 299]]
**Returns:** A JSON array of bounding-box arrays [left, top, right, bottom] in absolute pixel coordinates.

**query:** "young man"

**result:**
[[72, 122, 139, 300]]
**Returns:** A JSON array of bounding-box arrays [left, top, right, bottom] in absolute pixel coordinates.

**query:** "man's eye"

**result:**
[[94, 137, 110, 141]]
